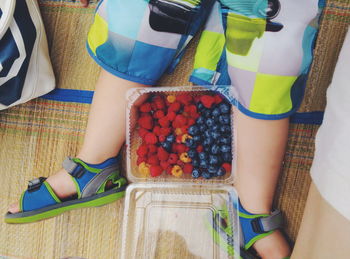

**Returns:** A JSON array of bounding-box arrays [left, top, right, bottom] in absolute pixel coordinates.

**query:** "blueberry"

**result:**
[[216, 167, 226, 176], [221, 145, 231, 153], [219, 115, 230, 125], [211, 125, 219, 131], [212, 108, 221, 117], [209, 155, 219, 165], [198, 152, 208, 160], [200, 159, 209, 168], [186, 138, 197, 148], [192, 168, 201, 178], [188, 125, 200, 135], [219, 103, 230, 114], [202, 171, 211, 179], [197, 116, 205, 125], [199, 124, 207, 133], [204, 130, 211, 139], [211, 145, 220, 155], [188, 149, 197, 159], [208, 166, 218, 174], [220, 137, 231, 145], [192, 158, 200, 167], [166, 135, 175, 143], [203, 138, 213, 146], [193, 135, 201, 143], [211, 131, 221, 140], [197, 102, 204, 111], [223, 152, 232, 162], [204, 109, 212, 118], [206, 118, 215, 127], [220, 125, 231, 133], [161, 141, 171, 151], [204, 146, 211, 153]]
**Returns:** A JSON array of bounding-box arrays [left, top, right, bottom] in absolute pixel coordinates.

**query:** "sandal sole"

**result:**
[[4, 186, 126, 224]]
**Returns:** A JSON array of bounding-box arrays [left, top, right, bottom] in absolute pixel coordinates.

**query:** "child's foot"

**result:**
[[8, 168, 77, 214], [253, 230, 291, 259]]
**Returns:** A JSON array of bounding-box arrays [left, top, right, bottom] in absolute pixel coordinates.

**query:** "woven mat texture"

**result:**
[[0, 0, 349, 258]]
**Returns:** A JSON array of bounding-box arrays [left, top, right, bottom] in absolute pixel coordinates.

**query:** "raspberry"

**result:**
[[214, 94, 223, 104], [166, 111, 177, 121], [175, 144, 187, 154], [183, 163, 193, 174], [157, 147, 169, 161], [160, 127, 171, 136], [196, 145, 204, 153], [168, 102, 181, 112], [159, 117, 170, 128], [147, 155, 159, 165], [160, 160, 170, 170], [222, 163, 232, 173], [168, 153, 179, 164], [177, 160, 185, 168], [139, 102, 152, 113], [166, 166, 173, 175], [159, 135, 166, 142], [144, 132, 158, 144], [200, 95, 215, 108], [154, 99, 165, 110], [153, 125, 161, 136], [138, 128, 149, 138], [148, 144, 157, 154], [136, 145, 148, 157], [187, 118, 196, 126], [173, 115, 187, 128], [154, 110, 165, 119], [138, 115, 153, 130], [177, 94, 193, 105], [150, 165, 163, 177]]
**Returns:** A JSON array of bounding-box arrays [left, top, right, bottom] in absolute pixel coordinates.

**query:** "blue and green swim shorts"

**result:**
[[86, 0, 325, 120]]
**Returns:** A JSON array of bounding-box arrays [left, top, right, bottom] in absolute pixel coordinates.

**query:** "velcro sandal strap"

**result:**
[[239, 201, 284, 250], [251, 209, 283, 233], [27, 177, 47, 192], [63, 157, 85, 178]]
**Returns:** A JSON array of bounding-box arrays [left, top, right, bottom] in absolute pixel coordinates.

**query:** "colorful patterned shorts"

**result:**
[[87, 0, 325, 119]]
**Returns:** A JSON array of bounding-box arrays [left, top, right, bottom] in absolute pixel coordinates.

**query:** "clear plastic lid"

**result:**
[[121, 183, 240, 259], [126, 86, 237, 184]]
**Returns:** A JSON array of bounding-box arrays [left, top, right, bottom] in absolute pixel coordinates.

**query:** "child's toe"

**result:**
[[8, 203, 20, 214]]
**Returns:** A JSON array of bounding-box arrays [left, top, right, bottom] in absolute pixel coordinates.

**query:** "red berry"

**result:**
[[200, 95, 215, 108], [138, 128, 149, 138], [160, 127, 171, 136], [175, 144, 187, 154], [196, 145, 204, 153], [158, 147, 169, 161], [138, 115, 153, 130], [177, 94, 193, 105], [153, 125, 161, 136], [150, 165, 163, 177], [145, 132, 158, 144], [173, 115, 187, 128], [148, 144, 157, 154], [222, 163, 232, 173], [168, 154, 178, 164], [137, 145, 148, 157], [214, 94, 223, 104], [159, 117, 170, 127], [159, 135, 166, 142], [147, 155, 159, 165], [188, 118, 195, 126], [177, 160, 185, 167], [154, 110, 165, 119], [160, 160, 170, 170], [166, 111, 177, 121], [139, 102, 152, 113], [183, 163, 193, 174], [166, 166, 173, 175], [168, 102, 181, 112], [176, 135, 183, 144]]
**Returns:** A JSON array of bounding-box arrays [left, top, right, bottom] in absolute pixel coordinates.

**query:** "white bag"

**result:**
[[0, 0, 55, 110]]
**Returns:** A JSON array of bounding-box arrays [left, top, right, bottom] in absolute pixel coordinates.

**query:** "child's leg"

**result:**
[[235, 110, 291, 259], [8, 69, 147, 213]]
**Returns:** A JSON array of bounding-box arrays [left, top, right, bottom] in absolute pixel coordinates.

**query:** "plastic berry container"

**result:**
[[120, 183, 241, 259], [126, 86, 237, 184]]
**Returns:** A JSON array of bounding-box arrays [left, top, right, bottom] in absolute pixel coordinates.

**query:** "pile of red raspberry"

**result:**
[[136, 92, 231, 178]]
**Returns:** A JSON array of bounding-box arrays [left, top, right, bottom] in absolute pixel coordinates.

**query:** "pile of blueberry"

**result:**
[[187, 97, 232, 179]]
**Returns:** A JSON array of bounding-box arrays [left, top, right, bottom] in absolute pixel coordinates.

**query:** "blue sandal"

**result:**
[[209, 201, 289, 259], [5, 156, 127, 224]]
